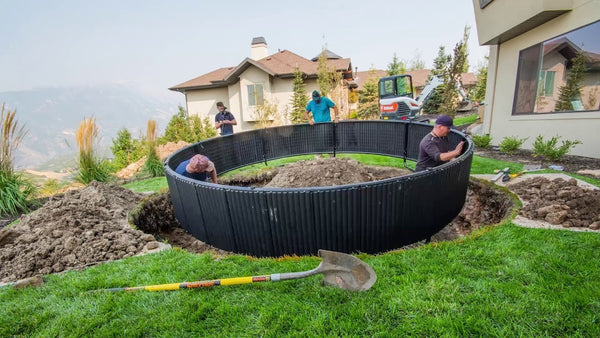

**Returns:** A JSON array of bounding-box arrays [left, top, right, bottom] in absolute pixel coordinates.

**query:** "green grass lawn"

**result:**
[[2, 223, 599, 336], [2, 153, 599, 336]]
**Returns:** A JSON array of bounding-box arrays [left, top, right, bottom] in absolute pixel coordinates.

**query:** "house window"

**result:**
[[513, 20, 600, 114], [537, 70, 555, 97], [247, 84, 264, 106]]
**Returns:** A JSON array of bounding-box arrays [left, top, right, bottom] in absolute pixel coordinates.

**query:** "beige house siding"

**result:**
[[474, 0, 600, 158]]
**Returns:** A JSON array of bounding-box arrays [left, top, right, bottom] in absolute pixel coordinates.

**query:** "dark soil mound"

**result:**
[[0, 182, 161, 283]]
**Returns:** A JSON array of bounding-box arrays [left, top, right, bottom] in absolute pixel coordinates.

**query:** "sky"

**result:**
[[0, 0, 489, 98]]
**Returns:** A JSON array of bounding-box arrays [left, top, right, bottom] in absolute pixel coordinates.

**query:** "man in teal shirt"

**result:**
[[304, 90, 339, 125]]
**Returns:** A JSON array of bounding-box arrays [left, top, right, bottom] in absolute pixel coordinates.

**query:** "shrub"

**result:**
[[160, 106, 216, 144], [471, 134, 492, 148], [532, 135, 582, 161], [499, 136, 527, 155]]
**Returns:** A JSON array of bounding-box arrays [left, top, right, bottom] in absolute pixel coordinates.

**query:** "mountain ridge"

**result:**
[[1, 84, 181, 170]]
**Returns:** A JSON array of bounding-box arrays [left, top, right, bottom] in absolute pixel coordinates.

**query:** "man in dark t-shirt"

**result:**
[[214, 101, 237, 136], [415, 115, 465, 172]]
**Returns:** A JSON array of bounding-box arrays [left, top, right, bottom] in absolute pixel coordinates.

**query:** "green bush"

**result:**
[[471, 134, 492, 148], [499, 136, 528, 155], [142, 148, 164, 177], [0, 171, 36, 216], [532, 135, 582, 161]]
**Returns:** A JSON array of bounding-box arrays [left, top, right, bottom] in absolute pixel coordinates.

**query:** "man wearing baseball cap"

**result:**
[[304, 90, 339, 125], [214, 101, 237, 136], [174, 154, 218, 183], [415, 115, 465, 172]]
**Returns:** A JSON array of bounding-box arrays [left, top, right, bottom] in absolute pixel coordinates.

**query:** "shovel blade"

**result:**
[[317, 249, 377, 291]]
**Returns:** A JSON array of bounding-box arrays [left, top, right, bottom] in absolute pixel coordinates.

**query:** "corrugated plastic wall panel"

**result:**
[[164, 121, 473, 257]]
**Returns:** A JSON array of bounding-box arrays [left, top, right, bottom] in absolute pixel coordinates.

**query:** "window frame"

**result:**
[[247, 83, 265, 106], [512, 20, 600, 115]]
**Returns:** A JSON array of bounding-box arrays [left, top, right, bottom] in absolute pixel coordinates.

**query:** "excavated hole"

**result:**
[[1, 158, 516, 284]]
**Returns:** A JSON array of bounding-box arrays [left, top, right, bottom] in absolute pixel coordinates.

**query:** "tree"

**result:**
[[161, 106, 191, 143], [254, 99, 287, 129], [317, 48, 340, 97], [408, 50, 426, 71], [460, 26, 471, 73], [555, 51, 587, 111], [160, 105, 216, 144], [356, 69, 380, 120], [431, 46, 450, 78], [470, 57, 488, 103], [387, 53, 406, 76], [438, 26, 470, 116], [290, 66, 309, 124], [111, 127, 134, 170]]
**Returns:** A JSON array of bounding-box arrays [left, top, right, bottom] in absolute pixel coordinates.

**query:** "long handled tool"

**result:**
[[92, 249, 377, 292]]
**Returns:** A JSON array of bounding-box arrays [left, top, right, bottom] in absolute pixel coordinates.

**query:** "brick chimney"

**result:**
[[251, 37, 268, 60]]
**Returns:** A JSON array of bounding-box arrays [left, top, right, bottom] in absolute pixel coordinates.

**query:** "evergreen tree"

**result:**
[[431, 46, 450, 78], [161, 106, 191, 143], [471, 57, 488, 103], [290, 66, 309, 124], [111, 127, 134, 169], [356, 69, 380, 119], [317, 48, 340, 97], [387, 53, 406, 76], [555, 51, 587, 111]]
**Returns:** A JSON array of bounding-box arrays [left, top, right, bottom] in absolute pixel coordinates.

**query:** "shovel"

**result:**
[[92, 249, 377, 292]]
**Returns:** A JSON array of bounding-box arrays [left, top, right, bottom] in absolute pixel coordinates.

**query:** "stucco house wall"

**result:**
[[170, 38, 352, 134], [474, 0, 600, 158]]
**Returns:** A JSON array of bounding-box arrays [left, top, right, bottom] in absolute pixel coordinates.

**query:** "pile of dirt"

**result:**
[[263, 157, 411, 188], [510, 177, 600, 229], [0, 182, 163, 283]]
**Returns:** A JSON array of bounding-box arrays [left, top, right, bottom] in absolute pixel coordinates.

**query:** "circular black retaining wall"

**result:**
[[165, 120, 473, 257]]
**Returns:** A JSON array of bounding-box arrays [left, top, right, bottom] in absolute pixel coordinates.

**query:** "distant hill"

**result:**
[[0, 84, 182, 170]]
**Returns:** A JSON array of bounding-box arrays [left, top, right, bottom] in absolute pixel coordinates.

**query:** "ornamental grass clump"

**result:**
[[143, 120, 164, 177], [0, 103, 36, 215], [75, 117, 111, 184]]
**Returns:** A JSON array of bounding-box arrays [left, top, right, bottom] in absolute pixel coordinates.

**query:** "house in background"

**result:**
[[169, 37, 353, 133], [472, 0, 600, 158]]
